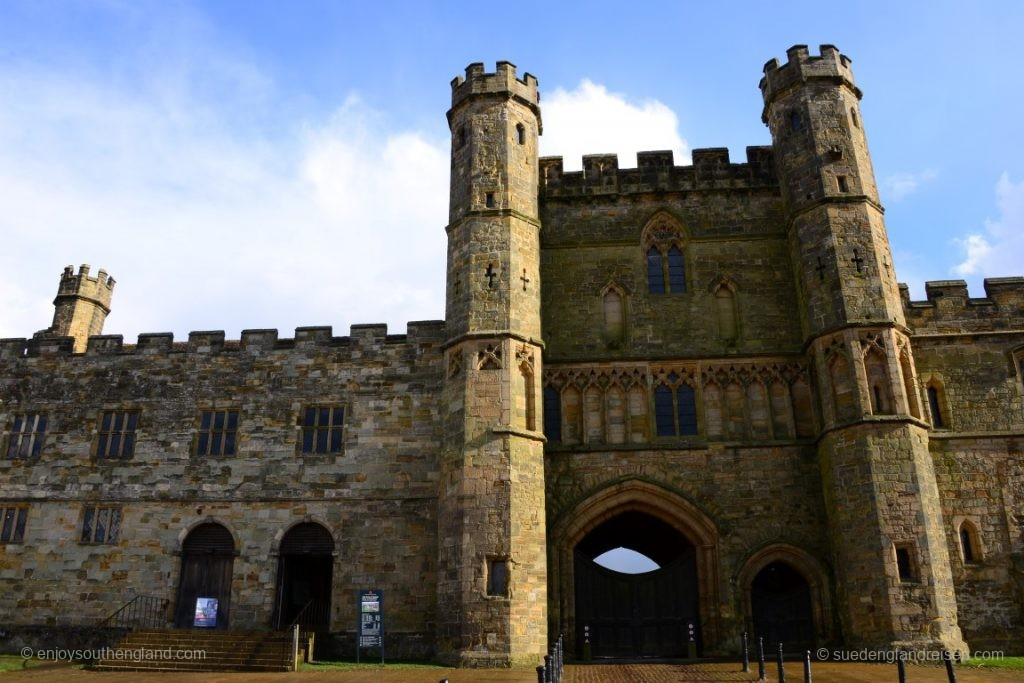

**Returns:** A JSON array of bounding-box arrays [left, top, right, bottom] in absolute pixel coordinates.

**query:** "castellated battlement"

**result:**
[[0, 320, 447, 360], [539, 146, 777, 198], [759, 44, 859, 105], [56, 263, 115, 307], [899, 277, 1024, 332], [450, 61, 539, 110]]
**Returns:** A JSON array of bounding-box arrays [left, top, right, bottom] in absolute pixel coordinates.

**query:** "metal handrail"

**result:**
[[101, 594, 169, 629]]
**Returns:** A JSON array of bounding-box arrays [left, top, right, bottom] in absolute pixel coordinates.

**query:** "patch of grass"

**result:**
[[960, 655, 1024, 670], [0, 655, 42, 673], [300, 659, 447, 672]]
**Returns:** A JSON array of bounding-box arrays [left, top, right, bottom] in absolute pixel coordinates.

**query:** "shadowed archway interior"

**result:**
[[574, 511, 699, 658], [750, 560, 814, 651], [175, 523, 235, 629]]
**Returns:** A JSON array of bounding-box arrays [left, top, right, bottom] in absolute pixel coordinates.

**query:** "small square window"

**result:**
[[96, 410, 139, 460], [5, 413, 47, 460], [196, 410, 239, 456], [300, 406, 344, 455], [837, 176, 849, 193], [894, 544, 917, 582], [0, 506, 28, 544], [81, 505, 122, 545], [485, 192, 495, 208], [487, 558, 509, 597]]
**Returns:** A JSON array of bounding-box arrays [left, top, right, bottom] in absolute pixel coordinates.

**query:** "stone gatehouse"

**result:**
[[1, 45, 1023, 666]]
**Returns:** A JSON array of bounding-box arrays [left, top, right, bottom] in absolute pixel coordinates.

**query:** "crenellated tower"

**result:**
[[437, 61, 547, 666], [35, 264, 115, 353], [762, 45, 966, 652]]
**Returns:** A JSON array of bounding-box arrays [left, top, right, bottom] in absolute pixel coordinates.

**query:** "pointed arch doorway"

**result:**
[[273, 522, 334, 630], [551, 481, 721, 658], [575, 511, 700, 657], [174, 522, 235, 628], [750, 561, 814, 649]]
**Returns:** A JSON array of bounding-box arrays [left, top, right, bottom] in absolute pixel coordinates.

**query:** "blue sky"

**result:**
[[1, 0, 1022, 341]]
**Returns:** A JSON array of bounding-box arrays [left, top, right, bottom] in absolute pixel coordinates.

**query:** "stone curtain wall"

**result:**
[[0, 322, 445, 656], [903, 279, 1024, 650]]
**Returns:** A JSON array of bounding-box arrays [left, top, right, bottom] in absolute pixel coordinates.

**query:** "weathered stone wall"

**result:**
[[539, 151, 802, 362], [544, 441, 830, 655], [930, 438, 1024, 651], [0, 322, 445, 656]]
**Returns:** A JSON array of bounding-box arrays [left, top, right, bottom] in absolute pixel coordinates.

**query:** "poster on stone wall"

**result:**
[[193, 597, 218, 628]]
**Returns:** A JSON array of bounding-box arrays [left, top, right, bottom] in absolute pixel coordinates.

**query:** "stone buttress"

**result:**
[[762, 45, 967, 653], [436, 62, 548, 666]]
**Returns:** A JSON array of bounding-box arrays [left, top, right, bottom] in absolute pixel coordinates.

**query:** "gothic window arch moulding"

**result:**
[[599, 281, 628, 348], [641, 211, 689, 295]]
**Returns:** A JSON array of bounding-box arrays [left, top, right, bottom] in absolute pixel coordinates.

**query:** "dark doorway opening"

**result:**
[[574, 511, 700, 658], [174, 523, 235, 629], [750, 561, 814, 650], [274, 522, 334, 630]]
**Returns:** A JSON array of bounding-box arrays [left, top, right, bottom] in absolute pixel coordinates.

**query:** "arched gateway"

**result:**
[[273, 522, 335, 630], [174, 522, 236, 628], [550, 481, 720, 658]]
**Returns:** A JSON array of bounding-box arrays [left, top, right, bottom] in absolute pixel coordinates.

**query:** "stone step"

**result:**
[[94, 628, 296, 673]]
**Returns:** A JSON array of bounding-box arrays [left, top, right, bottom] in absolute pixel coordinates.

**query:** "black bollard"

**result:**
[[944, 650, 958, 683], [536, 664, 545, 683], [897, 655, 906, 683], [803, 650, 812, 683], [757, 637, 766, 681], [742, 631, 750, 673], [544, 655, 551, 683], [555, 635, 562, 682], [777, 643, 786, 683]]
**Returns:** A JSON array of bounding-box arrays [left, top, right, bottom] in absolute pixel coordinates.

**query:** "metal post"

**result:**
[[557, 634, 564, 681], [544, 654, 552, 683], [897, 655, 906, 683], [803, 650, 812, 683], [777, 642, 786, 683], [742, 631, 750, 673], [758, 637, 766, 681], [944, 650, 958, 683], [536, 665, 545, 683]]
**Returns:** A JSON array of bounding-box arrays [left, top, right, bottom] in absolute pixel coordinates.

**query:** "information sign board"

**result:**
[[356, 590, 383, 663]]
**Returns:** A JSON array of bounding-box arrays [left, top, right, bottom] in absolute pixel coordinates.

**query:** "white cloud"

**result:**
[[953, 173, 1024, 278], [540, 79, 688, 171], [881, 168, 938, 202], [0, 63, 449, 341]]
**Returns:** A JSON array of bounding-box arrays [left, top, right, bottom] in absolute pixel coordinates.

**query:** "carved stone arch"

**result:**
[[919, 371, 951, 429], [640, 210, 689, 248], [951, 515, 985, 565], [708, 276, 740, 344], [549, 478, 722, 655], [599, 280, 628, 348], [737, 543, 833, 645], [641, 211, 689, 295], [270, 516, 339, 557], [174, 516, 241, 556]]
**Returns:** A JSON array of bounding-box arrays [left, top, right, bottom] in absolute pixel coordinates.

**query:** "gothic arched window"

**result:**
[[647, 247, 664, 294], [543, 386, 561, 443], [667, 246, 686, 293]]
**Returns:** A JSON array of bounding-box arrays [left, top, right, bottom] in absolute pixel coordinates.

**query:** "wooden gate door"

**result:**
[[174, 523, 235, 628], [750, 561, 814, 650], [575, 547, 700, 658]]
